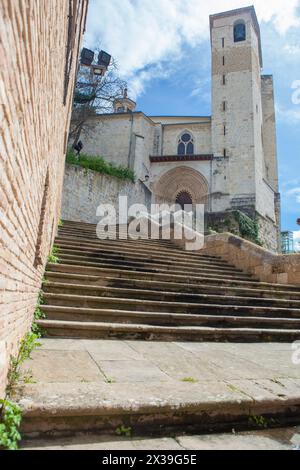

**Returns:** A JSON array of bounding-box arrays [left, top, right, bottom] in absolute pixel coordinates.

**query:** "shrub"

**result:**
[[66, 150, 135, 182]]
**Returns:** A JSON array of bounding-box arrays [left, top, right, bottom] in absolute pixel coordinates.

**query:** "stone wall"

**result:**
[[199, 233, 300, 285], [207, 210, 279, 252], [257, 213, 279, 253], [61, 164, 152, 224], [0, 0, 88, 396]]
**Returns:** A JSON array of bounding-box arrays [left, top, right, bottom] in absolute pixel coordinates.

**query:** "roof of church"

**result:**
[[149, 115, 211, 125], [88, 112, 212, 126]]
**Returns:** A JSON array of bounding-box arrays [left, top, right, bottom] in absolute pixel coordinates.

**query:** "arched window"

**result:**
[[234, 21, 246, 42], [177, 132, 194, 156]]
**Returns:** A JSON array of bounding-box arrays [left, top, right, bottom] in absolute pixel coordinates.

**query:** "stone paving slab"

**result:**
[[20, 339, 300, 385], [21, 349, 105, 383], [22, 427, 300, 450]]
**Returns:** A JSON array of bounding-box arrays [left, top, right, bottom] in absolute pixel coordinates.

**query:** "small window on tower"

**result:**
[[234, 21, 246, 42]]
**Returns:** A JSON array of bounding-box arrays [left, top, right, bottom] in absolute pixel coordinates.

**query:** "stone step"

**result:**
[[18, 378, 300, 438], [55, 244, 234, 268], [36, 319, 300, 342], [42, 292, 300, 318], [46, 263, 261, 285], [54, 236, 220, 261], [44, 271, 300, 300], [43, 281, 300, 309], [55, 255, 250, 279], [19, 427, 300, 450], [41, 305, 300, 329], [56, 249, 241, 272], [58, 229, 175, 245]]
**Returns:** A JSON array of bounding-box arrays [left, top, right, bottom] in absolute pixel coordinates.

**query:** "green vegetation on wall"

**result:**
[[234, 210, 262, 246], [66, 150, 135, 182]]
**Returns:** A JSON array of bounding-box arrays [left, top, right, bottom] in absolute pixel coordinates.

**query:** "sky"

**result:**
[[84, 0, 300, 249]]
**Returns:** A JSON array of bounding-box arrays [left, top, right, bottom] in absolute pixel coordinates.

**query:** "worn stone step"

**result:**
[[58, 229, 175, 245], [55, 256, 250, 279], [36, 319, 300, 342], [18, 378, 300, 438], [46, 263, 260, 284], [54, 236, 221, 261], [56, 250, 241, 273], [19, 427, 300, 450], [42, 293, 300, 318], [43, 281, 300, 309], [41, 305, 300, 329], [44, 271, 300, 300], [55, 244, 234, 269]]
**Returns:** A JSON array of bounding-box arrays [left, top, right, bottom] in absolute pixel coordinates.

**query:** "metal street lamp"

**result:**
[[80, 48, 111, 77]]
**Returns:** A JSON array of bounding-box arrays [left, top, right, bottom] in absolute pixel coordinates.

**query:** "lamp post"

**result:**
[[80, 48, 111, 77]]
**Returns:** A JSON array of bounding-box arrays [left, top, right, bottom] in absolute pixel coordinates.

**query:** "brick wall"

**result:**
[[0, 0, 88, 396]]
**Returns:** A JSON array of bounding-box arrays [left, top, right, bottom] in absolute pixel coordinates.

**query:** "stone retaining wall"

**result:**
[[200, 233, 300, 285], [61, 164, 152, 224]]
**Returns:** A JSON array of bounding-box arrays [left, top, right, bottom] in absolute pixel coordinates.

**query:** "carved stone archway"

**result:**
[[154, 166, 209, 209]]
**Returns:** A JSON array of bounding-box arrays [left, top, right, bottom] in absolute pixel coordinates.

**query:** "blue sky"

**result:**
[[85, 0, 300, 247]]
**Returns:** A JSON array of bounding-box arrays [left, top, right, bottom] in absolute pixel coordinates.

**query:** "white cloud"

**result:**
[[284, 44, 300, 55], [293, 230, 300, 251], [276, 104, 300, 124], [85, 0, 300, 97], [286, 187, 300, 203]]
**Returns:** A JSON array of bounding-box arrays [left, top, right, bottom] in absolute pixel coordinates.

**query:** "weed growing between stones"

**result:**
[[32, 290, 46, 337], [0, 332, 41, 450], [248, 415, 269, 429], [181, 377, 198, 383], [116, 425, 132, 437], [47, 245, 60, 264]]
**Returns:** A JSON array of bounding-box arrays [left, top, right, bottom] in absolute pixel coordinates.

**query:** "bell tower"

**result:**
[[113, 88, 136, 113], [209, 6, 280, 251], [210, 6, 264, 211]]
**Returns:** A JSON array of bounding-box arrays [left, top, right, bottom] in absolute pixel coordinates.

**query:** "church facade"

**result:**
[[78, 6, 280, 252]]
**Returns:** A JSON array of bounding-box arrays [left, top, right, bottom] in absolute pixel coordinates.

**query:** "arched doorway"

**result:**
[[175, 190, 193, 209], [154, 166, 209, 209]]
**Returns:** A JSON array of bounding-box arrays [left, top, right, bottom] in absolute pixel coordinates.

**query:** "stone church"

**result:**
[[79, 6, 280, 252]]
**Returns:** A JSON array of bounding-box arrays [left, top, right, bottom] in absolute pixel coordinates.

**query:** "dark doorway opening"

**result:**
[[175, 191, 193, 209]]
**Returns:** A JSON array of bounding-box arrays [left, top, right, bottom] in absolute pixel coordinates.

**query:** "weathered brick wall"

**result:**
[[0, 0, 88, 396]]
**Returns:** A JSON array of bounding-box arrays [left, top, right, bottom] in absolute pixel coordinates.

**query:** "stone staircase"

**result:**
[[38, 220, 300, 342]]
